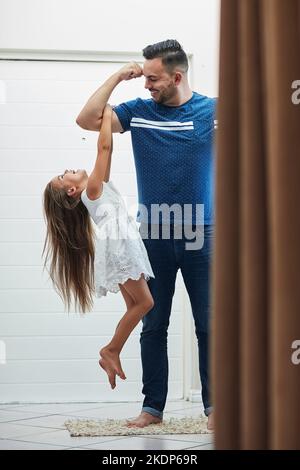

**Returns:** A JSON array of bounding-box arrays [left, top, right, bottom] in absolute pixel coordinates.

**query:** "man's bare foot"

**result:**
[[207, 412, 214, 431], [126, 411, 162, 428], [99, 347, 126, 389]]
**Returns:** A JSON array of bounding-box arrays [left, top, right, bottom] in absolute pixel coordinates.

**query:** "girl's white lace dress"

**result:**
[[81, 180, 155, 297]]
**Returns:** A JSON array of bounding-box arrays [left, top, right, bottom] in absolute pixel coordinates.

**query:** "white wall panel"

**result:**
[[0, 242, 44, 265], [0, 382, 183, 403], [0, 288, 183, 314], [0, 358, 182, 384], [0, 221, 44, 242], [2, 79, 100, 104], [0, 171, 138, 196], [3, 334, 182, 360], [0, 103, 82, 126], [0, 197, 43, 219], [2, 262, 184, 294], [0, 313, 181, 338], [0, 61, 120, 80], [0, 126, 94, 149], [0, 149, 134, 171]]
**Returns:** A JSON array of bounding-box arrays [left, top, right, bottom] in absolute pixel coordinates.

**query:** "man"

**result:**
[[76, 39, 216, 430]]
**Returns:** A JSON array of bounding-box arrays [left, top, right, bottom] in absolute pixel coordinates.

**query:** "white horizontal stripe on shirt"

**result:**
[[131, 117, 194, 127], [130, 123, 194, 131]]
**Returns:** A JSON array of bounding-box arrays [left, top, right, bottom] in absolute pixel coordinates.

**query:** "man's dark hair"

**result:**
[[142, 39, 188, 74]]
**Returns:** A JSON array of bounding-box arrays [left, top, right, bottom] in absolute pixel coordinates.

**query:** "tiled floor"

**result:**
[[0, 400, 214, 450]]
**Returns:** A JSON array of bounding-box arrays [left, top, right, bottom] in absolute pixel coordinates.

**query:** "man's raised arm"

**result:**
[[76, 62, 143, 132]]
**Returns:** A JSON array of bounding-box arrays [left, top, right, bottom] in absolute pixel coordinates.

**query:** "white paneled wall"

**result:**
[[0, 59, 186, 402]]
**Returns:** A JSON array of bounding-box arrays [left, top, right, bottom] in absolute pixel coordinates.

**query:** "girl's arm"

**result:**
[[86, 105, 112, 200], [104, 138, 113, 183]]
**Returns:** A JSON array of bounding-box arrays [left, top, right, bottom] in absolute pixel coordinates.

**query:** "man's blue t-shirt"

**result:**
[[113, 92, 217, 225]]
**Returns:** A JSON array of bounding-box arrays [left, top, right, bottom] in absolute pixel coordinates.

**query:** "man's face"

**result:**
[[143, 58, 177, 104]]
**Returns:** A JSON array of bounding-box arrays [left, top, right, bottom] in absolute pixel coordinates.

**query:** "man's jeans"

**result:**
[[139, 224, 214, 418]]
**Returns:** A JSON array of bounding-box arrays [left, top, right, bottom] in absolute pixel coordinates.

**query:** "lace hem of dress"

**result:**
[[95, 270, 154, 298]]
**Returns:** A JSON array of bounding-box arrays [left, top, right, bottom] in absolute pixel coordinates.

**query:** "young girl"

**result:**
[[43, 104, 155, 389]]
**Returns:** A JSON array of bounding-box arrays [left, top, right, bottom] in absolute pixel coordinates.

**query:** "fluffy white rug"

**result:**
[[64, 415, 210, 437]]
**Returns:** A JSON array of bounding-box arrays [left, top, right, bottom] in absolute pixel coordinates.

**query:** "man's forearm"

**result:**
[[76, 72, 121, 130]]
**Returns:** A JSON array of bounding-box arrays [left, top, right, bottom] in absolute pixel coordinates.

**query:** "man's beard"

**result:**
[[153, 85, 176, 104]]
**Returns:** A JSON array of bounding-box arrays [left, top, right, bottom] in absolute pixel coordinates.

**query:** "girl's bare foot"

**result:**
[[99, 347, 126, 389], [126, 411, 162, 428]]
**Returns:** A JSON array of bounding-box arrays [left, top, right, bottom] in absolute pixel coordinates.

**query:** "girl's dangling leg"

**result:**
[[99, 276, 154, 389]]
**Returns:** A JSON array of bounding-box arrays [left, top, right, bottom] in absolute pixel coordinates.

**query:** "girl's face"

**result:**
[[51, 169, 88, 197]]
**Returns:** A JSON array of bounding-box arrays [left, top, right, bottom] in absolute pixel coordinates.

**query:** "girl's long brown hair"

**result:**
[[42, 182, 95, 313]]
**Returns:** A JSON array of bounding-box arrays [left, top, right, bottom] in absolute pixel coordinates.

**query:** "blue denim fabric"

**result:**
[[139, 224, 214, 418]]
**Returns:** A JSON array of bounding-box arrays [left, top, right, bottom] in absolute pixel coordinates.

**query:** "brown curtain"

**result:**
[[212, 0, 300, 449]]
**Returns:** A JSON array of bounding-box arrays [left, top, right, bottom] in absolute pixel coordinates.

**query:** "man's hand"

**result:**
[[117, 62, 143, 81]]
